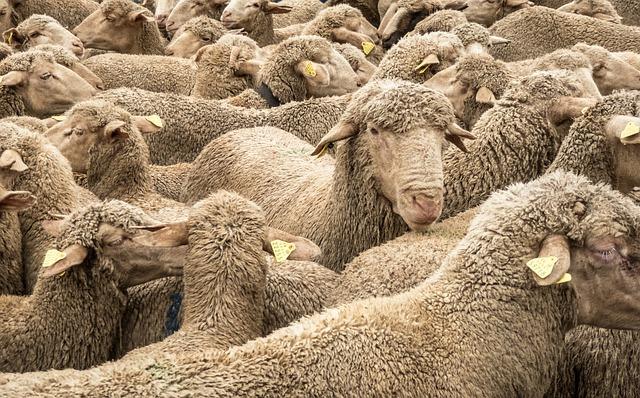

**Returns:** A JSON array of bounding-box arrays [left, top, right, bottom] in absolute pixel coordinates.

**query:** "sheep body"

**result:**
[[11, 0, 98, 29]]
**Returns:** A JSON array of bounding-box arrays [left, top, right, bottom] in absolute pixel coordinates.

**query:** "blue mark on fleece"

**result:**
[[164, 292, 182, 337]]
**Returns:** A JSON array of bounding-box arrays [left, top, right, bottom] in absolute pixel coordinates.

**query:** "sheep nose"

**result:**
[[164, 47, 174, 56], [221, 11, 231, 21], [165, 20, 175, 30], [156, 14, 168, 27], [411, 194, 442, 225]]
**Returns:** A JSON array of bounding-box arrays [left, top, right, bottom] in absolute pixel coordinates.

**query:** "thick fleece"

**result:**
[[533, 0, 640, 26], [490, 7, 640, 61], [0, 50, 52, 118], [3, 172, 639, 397], [10, 0, 98, 29], [410, 9, 467, 35]]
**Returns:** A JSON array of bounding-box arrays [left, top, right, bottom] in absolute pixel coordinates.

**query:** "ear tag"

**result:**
[[303, 61, 316, 77], [526, 256, 558, 279], [5, 32, 12, 45], [315, 142, 333, 158], [42, 249, 66, 268], [362, 41, 375, 56], [621, 121, 640, 140], [145, 114, 164, 128], [271, 239, 296, 262], [555, 273, 572, 284], [51, 115, 66, 121]]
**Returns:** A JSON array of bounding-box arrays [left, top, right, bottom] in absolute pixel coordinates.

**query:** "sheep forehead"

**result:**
[[68, 100, 132, 129], [31, 45, 78, 67], [190, 190, 264, 227], [16, 14, 58, 34], [0, 51, 55, 74], [185, 16, 224, 36], [452, 23, 490, 46], [101, 0, 141, 17]]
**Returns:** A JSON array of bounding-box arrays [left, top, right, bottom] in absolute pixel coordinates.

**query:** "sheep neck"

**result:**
[[317, 135, 409, 271], [128, 21, 166, 55], [0, 211, 25, 295], [87, 132, 153, 203], [248, 13, 277, 47], [14, 258, 126, 371]]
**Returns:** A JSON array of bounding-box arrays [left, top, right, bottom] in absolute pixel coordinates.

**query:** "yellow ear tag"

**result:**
[[303, 61, 316, 77], [51, 115, 66, 121], [145, 114, 164, 128], [555, 273, 572, 284], [271, 239, 296, 263], [526, 256, 558, 279], [42, 249, 66, 268], [5, 31, 12, 45], [316, 143, 329, 158], [621, 121, 640, 140], [362, 41, 375, 56]]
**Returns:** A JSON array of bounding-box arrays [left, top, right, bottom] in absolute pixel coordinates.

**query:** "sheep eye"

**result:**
[[370, 127, 379, 135], [29, 32, 41, 38], [0, 10, 6, 16], [107, 238, 124, 247], [595, 247, 620, 262], [201, 36, 211, 42], [252, 3, 260, 7], [40, 72, 52, 80]]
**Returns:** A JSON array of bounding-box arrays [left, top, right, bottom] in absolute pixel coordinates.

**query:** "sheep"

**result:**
[[82, 53, 196, 94], [154, 0, 177, 29], [0, 183, 35, 296], [73, 0, 167, 55], [164, 15, 227, 57], [29, 44, 105, 90], [94, 86, 349, 164], [572, 43, 640, 94], [533, 0, 640, 26], [459, 0, 533, 26], [0, 50, 96, 119], [450, 22, 512, 52], [3, 14, 85, 57], [149, 162, 192, 201], [165, 0, 226, 36], [0, 121, 98, 294], [7, 171, 640, 397], [7, 0, 99, 30], [489, 7, 640, 62], [220, 0, 295, 47], [616, 51, 640, 71], [424, 52, 514, 129], [557, 0, 622, 23], [371, 33, 465, 84], [0, 198, 185, 373], [300, 5, 384, 64], [378, 0, 468, 49], [332, 42, 377, 86], [326, 0, 380, 26], [182, 79, 476, 271], [409, 9, 467, 34], [1, 115, 48, 133], [0, 42, 13, 61], [0, 0, 11, 34]]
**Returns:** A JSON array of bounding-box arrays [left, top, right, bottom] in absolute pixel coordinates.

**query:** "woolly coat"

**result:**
[[83, 54, 196, 94], [489, 7, 640, 62], [2, 172, 637, 397], [182, 80, 459, 272], [0, 200, 150, 372], [94, 87, 349, 165], [0, 51, 53, 119], [0, 188, 25, 295], [0, 122, 96, 294], [10, 0, 98, 29], [410, 9, 467, 35], [533, 0, 640, 26]]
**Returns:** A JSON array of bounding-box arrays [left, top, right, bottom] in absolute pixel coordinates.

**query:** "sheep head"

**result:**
[[0, 184, 35, 211], [155, 0, 179, 28], [165, 16, 227, 57], [221, 0, 291, 32], [41, 200, 185, 288], [166, 0, 228, 35], [313, 80, 475, 231], [73, 0, 156, 53], [0, 51, 96, 118], [573, 44, 640, 95], [378, 0, 467, 49], [332, 43, 377, 87], [462, 0, 531, 27], [558, 0, 622, 24], [0, 0, 12, 35], [3, 15, 84, 57]]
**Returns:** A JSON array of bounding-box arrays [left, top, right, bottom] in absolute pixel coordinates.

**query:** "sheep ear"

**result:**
[[41, 219, 66, 237], [234, 59, 264, 78], [606, 115, 640, 145], [295, 60, 330, 86], [475, 87, 496, 104], [592, 13, 619, 23], [2, 29, 23, 47], [68, 63, 104, 90], [132, 222, 189, 247], [263, 2, 293, 14], [103, 120, 129, 141], [0, 190, 35, 211], [529, 234, 571, 286], [310, 122, 357, 156], [263, 227, 321, 261], [505, 0, 530, 7], [41, 245, 88, 278], [378, 3, 397, 38], [445, 123, 476, 153], [549, 96, 598, 124], [442, 0, 467, 10], [193, 45, 209, 63], [415, 54, 439, 74], [128, 9, 155, 23], [489, 35, 510, 46], [0, 149, 28, 172], [0, 71, 26, 87], [331, 27, 367, 48], [132, 116, 163, 135]]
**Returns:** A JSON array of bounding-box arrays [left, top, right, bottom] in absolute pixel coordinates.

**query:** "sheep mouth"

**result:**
[[396, 194, 443, 231], [221, 20, 240, 28]]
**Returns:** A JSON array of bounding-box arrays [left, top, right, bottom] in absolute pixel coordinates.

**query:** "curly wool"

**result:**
[[451, 22, 491, 48], [10, 0, 98, 29], [182, 16, 226, 39], [30, 44, 78, 67], [409, 9, 467, 35], [373, 33, 463, 82], [0, 43, 13, 61], [0, 50, 55, 118], [490, 7, 640, 62], [0, 181, 25, 296]]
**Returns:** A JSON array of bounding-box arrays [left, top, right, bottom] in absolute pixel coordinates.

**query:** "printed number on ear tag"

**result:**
[[42, 249, 66, 268], [304, 61, 316, 77], [555, 273, 572, 284], [362, 41, 375, 56], [271, 240, 296, 263], [51, 115, 66, 121], [621, 122, 640, 139], [526, 256, 558, 279], [145, 115, 164, 128]]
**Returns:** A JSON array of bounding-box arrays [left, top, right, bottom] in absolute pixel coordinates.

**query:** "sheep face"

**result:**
[[591, 54, 640, 95], [4, 17, 85, 57], [425, 62, 484, 120], [462, 0, 530, 27], [155, 0, 178, 28], [378, 0, 467, 49], [165, 27, 208, 57], [42, 205, 186, 289], [0, 184, 35, 212], [166, 0, 226, 35], [0, 59, 96, 118], [295, 48, 360, 98], [333, 44, 377, 86], [220, 0, 290, 32], [557, 0, 621, 24], [73, 3, 156, 53], [602, 115, 640, 194], [330, 15, 380, 52], [0, 0, 12, 35]]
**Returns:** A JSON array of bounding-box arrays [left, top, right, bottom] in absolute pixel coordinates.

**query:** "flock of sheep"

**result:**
[[0, 0, 639, 395]]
